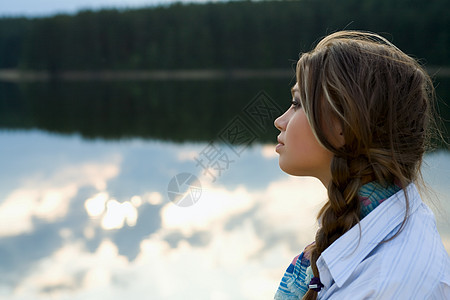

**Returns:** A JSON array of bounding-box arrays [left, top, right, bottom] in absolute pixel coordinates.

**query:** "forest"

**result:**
[[0, 0, 449, 72]]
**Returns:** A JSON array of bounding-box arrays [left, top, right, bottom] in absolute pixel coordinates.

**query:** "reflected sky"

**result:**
[[0, 129, 448, 300]]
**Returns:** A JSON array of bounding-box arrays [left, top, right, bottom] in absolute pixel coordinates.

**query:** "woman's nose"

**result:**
[[274, 112, 287, 131]]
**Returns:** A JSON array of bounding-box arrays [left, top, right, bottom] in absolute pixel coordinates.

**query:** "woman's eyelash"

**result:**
[[291, 99, 301, 108]]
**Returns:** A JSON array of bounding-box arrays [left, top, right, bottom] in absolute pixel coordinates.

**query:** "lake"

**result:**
[[0, 77, 449, 300]]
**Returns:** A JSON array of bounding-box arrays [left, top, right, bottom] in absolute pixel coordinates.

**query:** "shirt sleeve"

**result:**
[[274, 252, 311, 300]]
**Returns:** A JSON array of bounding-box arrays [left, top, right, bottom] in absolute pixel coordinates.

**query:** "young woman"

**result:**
[[273, 31, 450, 299]]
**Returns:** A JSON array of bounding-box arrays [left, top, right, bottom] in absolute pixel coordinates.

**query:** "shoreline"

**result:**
[[0, 67, 449, 82], [0, 69, 294, 82]]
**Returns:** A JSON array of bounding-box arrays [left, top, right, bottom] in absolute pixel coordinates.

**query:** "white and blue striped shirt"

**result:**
[[316, 182, 450, 299]]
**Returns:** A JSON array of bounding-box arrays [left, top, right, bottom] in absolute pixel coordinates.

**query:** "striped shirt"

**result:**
[[275, 182, 450, 299]]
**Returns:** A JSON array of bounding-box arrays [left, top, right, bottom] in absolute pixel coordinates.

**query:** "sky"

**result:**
[[0, 0, 221, 17]]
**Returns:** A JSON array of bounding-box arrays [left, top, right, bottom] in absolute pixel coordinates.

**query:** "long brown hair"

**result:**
[[297, 31, 439, 300]]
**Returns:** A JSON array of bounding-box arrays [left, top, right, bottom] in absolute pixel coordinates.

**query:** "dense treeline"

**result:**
[[0, 0, 449, 71]]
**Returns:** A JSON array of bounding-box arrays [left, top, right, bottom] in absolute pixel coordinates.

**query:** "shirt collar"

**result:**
[[316, 182, 422, 289]]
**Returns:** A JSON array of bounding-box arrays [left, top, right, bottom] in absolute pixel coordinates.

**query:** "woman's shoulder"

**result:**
[[366, 202, 450, 298], [375, 200, 448, 263]]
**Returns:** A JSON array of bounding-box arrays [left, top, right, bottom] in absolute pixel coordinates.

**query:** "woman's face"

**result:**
[[274, 83, 336, 186]]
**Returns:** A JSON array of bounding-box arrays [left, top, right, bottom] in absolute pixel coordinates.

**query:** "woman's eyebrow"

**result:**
[[291, 86, 299, 97]]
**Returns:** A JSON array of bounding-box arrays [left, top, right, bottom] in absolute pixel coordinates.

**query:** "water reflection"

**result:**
[[85, 192, 140, 230], [1, 78, 449, 147], [0, 130, 448, 300]]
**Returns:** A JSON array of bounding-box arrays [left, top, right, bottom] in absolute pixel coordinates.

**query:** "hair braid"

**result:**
[[303, 154, 368, 299]]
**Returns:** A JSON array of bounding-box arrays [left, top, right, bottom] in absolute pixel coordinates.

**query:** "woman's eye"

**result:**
[[291, 99, 301, 109]]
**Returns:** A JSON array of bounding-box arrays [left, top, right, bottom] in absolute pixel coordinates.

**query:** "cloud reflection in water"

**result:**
[[0, 130, 448, 300]]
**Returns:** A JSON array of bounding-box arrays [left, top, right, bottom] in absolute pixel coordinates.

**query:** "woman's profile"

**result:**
[[273, 31, 450, 299]]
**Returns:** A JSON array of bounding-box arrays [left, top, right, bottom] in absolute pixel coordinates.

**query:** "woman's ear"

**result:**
[[337, 130, 345, 147], [318, 110, 345, 149], [329, 118, 346, 149], [328, 116, 345, 148]]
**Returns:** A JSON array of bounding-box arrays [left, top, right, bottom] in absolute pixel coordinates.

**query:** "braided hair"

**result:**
[[297, 31, 437, 300]]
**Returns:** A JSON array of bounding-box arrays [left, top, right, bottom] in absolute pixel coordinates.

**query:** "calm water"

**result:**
[[0, 79, 449, 300]]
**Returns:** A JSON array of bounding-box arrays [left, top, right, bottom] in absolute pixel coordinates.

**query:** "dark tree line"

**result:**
[[0, 0, 449, 71]]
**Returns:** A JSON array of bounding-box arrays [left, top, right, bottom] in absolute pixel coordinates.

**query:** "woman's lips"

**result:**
[[275, 143, 284, 152], [276, 137, 284, 152]]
